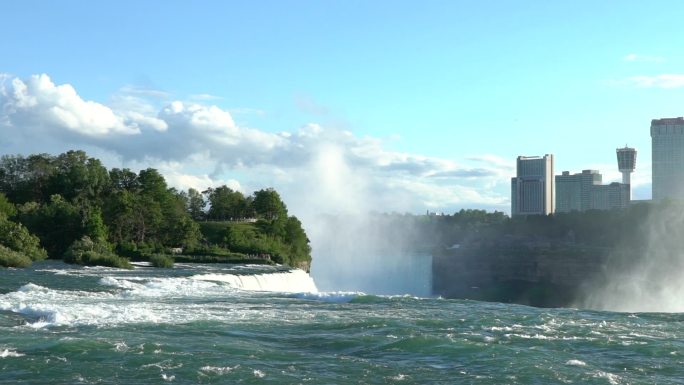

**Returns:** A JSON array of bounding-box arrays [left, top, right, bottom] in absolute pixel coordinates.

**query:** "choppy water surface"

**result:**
[[1, 261, 682, 384]]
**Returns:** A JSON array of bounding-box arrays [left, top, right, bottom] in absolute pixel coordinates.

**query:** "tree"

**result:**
[[252, 188, 287, 221], [284, 216, 311, 262], [206, 186, 248, 220], [159, 190, 201, 248], [0, 215, 47, 261], [16, 195, 82, 258], [110, 168, 140, 191], [63, 235, 131, 269], [49, 150, 111, 204], [0, 192, 16, 218], [186, 188, 206, 220], [0, 153, 56, 204], [83, 207, 108, 242]]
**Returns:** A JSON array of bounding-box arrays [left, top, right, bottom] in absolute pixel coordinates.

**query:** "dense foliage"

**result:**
[[0, 150, 311, 269], [0, 194, 47, 267], [63, 236, 132, 269], [320, 202, 678, 256]]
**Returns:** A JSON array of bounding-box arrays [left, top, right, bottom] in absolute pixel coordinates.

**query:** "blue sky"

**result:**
[[2, 1, 683, 216]]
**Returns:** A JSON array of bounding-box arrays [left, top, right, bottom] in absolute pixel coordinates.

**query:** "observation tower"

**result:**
[[616, 146, 636, 198]]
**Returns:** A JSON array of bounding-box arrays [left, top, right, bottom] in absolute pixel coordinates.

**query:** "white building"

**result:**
[[555, 170, 601, 213], [590, 182, 630, 211], [556, 159, 633, 213], [511, 154, 554, 216], [651, 117, 684, 200]]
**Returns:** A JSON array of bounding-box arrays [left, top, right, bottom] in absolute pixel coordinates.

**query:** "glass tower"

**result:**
[[511, 154, 554, 216], [651, 118, 684, 200]]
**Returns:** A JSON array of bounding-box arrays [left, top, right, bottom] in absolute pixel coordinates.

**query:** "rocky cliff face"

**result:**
[[432, 246, 610, 307]]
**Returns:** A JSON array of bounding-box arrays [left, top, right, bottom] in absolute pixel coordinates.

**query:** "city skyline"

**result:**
[[2, 1, 684, 216]]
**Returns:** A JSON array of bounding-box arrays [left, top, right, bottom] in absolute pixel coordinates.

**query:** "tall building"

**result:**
[[651, 117, 684, 200], [555, 147, 634, 213], [555, 170, 602, 213], [511, 154, 554, 216]]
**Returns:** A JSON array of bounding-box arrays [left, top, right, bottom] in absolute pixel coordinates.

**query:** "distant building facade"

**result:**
[[651, 117, 684, 200], [511, 154, 554, 216], [555, 169, 631, 213], [555, 170, 601, 213], [590, 182, 630, 210]]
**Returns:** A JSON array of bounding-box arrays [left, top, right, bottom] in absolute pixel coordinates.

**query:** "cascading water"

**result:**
[[191, 270, 318, 293]]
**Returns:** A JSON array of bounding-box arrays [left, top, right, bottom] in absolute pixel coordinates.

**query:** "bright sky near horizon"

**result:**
[[2, 1, 683, 216]]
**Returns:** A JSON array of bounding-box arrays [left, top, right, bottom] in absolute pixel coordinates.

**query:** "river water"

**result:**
[[1, 261, 682, 384]]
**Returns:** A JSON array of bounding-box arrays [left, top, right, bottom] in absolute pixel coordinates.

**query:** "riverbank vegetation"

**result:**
[[0, 150, 311, 269], [340, 202, 666, 254]]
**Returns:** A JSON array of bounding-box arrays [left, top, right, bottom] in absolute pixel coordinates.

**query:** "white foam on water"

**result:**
[[486, 326, 516, 332], [292, 291, 362, 303], [593, 370, 621, 385], [35, 269, 69, 275], [191, 269, 318, 293], [0, 348, 24, 358], [0, 268, 321, 328], [200, 365, 239, 375], [113, 341, 128, 352], [98, 276, 221, 298], [131, 262, 152, 267], [253, 369, 265, 378], [18, 283, 49, 293], [565, 359, 586, 366]]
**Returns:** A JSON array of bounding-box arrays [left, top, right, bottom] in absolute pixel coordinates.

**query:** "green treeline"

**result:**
[[338, 202, 675, 256], [0, 150, 311, 269]]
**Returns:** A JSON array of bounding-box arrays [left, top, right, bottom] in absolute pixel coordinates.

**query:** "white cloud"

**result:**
[[159, 168, 243, 193], [623, 53, 665, 63], [119, 85, 171, 99], [1, 74, 140, 136], [0, 73, 513, 215], [619, 74, 684, 89], [467, 154, 514, 170], [189, 93, 222, 101]]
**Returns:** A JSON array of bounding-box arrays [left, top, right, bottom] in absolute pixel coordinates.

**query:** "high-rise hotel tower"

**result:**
[[651, 117, 684, 200], [511, 154, 554, 216]]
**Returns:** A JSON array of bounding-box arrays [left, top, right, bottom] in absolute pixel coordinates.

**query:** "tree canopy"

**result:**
[[0, 150, 312, 269]]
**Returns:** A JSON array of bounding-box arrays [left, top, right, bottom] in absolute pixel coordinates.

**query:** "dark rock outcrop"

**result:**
[[432, 245, 610, 307]]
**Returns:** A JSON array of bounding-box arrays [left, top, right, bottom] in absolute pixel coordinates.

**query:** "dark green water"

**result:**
[[1, 261, 682, 384]]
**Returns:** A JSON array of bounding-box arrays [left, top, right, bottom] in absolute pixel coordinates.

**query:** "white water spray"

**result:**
[[287, 140, 432, 296], [581, 204, 684, 312]]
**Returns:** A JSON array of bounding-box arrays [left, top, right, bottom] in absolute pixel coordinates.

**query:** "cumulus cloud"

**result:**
[[0, 73, 512, 214], [1, 74, 140, 136]]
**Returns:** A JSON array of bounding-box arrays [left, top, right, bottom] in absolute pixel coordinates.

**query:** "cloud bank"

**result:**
[[0, 73, 512, 216]]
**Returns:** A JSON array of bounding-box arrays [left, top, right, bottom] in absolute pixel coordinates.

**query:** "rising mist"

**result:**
[[286, 141, 433, 296], [580, 201, 684, 312]]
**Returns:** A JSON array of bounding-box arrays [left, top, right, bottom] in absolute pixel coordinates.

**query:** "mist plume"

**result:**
[[580, 202, 684, 312], [289, 142, 432, 296]]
